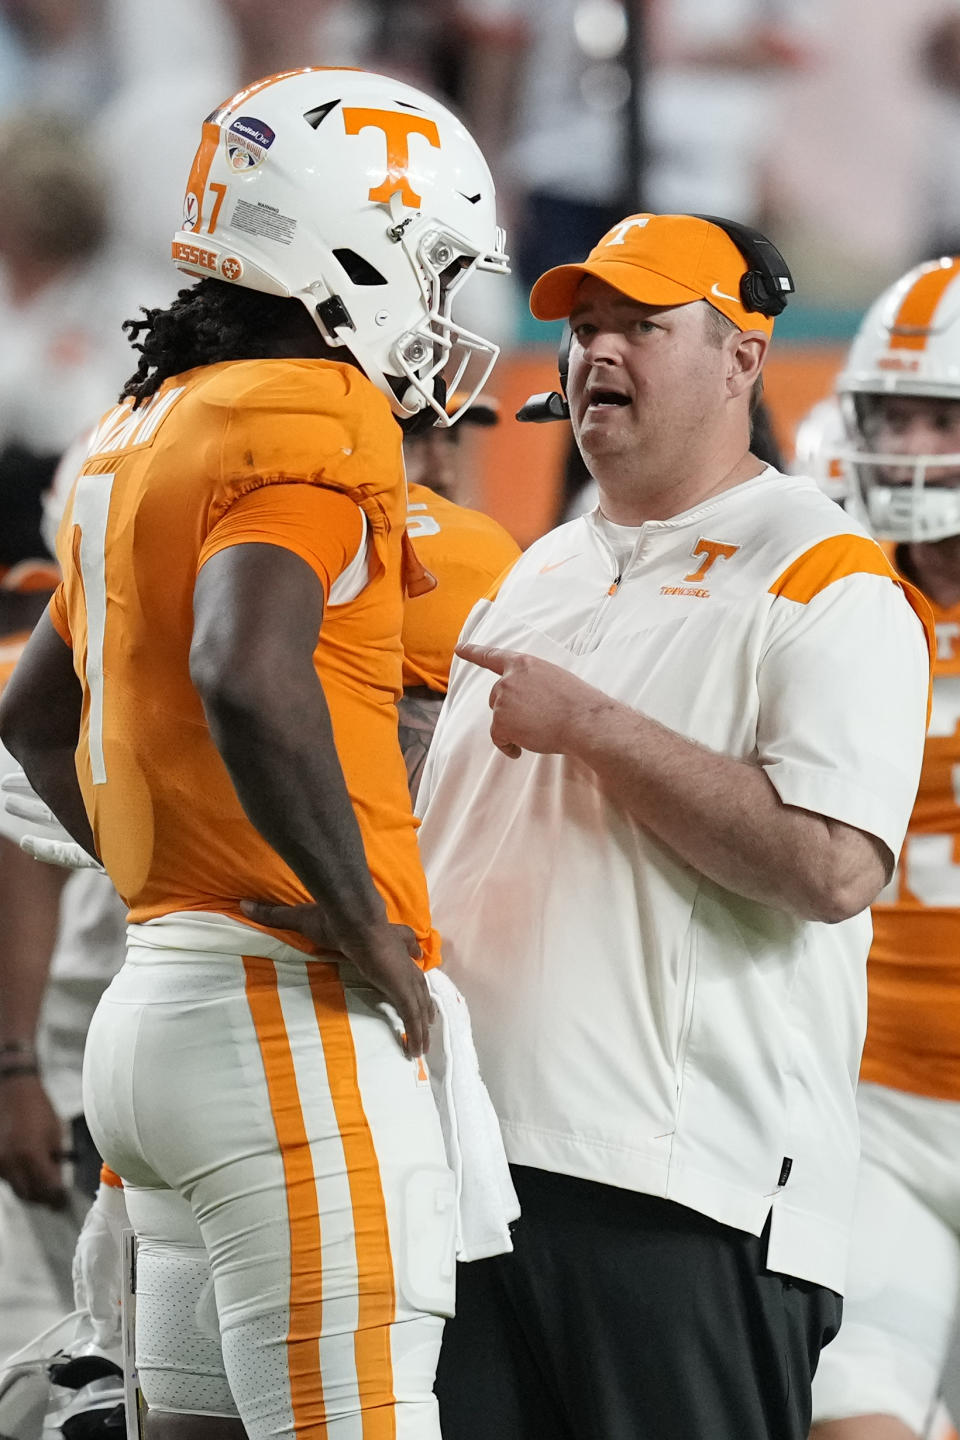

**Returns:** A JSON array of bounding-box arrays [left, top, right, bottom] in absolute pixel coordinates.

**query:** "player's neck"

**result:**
[[901, 535, 960, 610], [594, 447, 764, 526]]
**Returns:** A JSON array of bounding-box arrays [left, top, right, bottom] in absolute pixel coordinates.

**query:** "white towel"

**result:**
[[426, 968, 520, 1262]]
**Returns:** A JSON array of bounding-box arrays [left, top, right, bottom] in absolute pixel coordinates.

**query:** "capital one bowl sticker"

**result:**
[[226, 116, 276, 172]]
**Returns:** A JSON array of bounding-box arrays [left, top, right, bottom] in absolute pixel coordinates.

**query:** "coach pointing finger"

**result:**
[[455, 641, 610, 760]]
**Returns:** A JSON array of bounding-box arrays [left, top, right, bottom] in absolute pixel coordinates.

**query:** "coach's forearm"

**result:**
[[568, 695, 886, 922]]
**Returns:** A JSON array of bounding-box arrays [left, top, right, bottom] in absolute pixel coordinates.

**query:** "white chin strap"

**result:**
[[866, 485, 960, 542], [400, 383, 428, 414]]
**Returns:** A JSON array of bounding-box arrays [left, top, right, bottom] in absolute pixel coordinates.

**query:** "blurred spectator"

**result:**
[[456, 0, 813, 293], [644, 0, 817, 222], [0, 0, 115, 121], [455, 0, 642, 290], [0, 1, 235, 273], [0, 0, 232, 124], [0, 114, 167, 494], [769, 0, 948, 304], [918, 7, 960, 257]]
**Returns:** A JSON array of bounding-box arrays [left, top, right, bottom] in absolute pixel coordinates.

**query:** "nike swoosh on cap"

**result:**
[[710, 282, 738, 303]]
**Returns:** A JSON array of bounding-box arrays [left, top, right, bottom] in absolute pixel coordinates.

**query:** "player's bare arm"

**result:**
[[0, 834, 69, 1207], [191, 540, 433, 1056], [459, 641, 888, 923], [397, 689, 445, 804], [0, 611, 98, 858]]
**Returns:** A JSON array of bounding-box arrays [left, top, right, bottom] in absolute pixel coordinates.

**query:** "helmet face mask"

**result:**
[[836, 256, 960, 541], [172, 68, 508, 423], [839, 389, 960, 542], [845, 450, 960, 543], [380, 223, 507, 423]]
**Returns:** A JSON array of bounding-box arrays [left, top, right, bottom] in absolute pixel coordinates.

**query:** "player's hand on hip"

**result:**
[[241, 899, 435, 1059], [455, 641, 606, 760]]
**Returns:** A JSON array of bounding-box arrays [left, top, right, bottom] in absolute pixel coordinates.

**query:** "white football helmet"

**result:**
[[171, 68, 509, 424], [837, 256, 960, 540], [792, 396, 850, 506]]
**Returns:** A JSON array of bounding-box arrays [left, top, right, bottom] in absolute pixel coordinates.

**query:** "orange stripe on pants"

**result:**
[[244, 956, 328, 1438], [308, 964, 398, 1440]]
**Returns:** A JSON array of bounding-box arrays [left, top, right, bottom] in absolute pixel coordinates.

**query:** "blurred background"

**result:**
[[2, 0, 960, 551]]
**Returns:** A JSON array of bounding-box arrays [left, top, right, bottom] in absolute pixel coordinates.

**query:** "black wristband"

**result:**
[[0, 1039, 36, 1057], [0, 1062, 40, 1081]]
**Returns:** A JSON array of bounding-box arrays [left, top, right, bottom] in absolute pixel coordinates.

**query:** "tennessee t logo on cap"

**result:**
[[529, 213, 775, 338]]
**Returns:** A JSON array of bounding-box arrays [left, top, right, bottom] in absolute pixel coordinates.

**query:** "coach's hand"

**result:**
[[456, 641, 610, 760], [241, 899, 434, 1058]]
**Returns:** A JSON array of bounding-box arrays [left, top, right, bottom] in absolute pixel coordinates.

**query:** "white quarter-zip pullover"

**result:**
[[417, 468, 931, 1293]]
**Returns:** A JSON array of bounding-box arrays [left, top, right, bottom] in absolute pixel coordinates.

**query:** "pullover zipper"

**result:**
[[575, 570, 622, 654]]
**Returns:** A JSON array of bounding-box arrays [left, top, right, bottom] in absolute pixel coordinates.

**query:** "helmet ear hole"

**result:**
[[333, 249, 388, 286]]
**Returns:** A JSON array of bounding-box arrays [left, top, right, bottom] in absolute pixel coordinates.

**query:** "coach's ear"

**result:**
[[726, 329, 768, 403]]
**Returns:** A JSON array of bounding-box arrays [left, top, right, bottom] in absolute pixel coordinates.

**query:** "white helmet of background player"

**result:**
[[838, 256, 960, 540], [171, 68, 508, 425], [792, 396, 850, 505]]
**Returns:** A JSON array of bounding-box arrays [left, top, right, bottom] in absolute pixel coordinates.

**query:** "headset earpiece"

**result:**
[[557, 323, 571, 400], [692, 214, 794, 318]]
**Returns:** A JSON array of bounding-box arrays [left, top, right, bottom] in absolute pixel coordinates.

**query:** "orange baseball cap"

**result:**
[[529, 213, 776, 338]]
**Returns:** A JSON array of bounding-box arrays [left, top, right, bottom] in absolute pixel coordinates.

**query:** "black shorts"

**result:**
[[436, 1166, 842, 1440]]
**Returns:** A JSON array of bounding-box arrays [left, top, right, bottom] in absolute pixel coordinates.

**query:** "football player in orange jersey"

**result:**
[[0, 67, 509, 1440], [810, 258, 960, 1440], [400, 394, 520, 799]]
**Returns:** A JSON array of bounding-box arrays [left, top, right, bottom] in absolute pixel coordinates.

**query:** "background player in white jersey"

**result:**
[[810, 257, 960, 1440]]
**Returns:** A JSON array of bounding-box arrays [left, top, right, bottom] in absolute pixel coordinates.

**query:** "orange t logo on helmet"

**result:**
[[342, 107, 441, 207]]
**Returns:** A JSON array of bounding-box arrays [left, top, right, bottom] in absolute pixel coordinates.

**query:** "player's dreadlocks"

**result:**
[[120, 278, 328, 408]]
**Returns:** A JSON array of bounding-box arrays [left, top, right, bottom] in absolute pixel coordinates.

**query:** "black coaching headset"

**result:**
[[515, 215, 795, 423]]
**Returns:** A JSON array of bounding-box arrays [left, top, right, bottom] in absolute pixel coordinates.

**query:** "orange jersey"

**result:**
[[862, 574, 960, 1099], [401, 483, 520, 692], [50, 358, 441, 965]]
